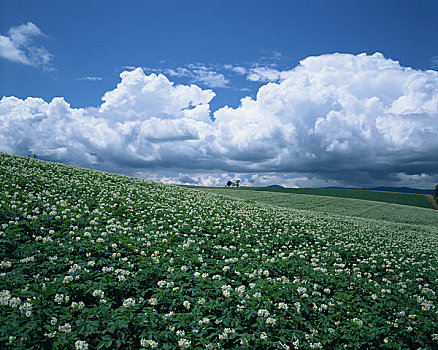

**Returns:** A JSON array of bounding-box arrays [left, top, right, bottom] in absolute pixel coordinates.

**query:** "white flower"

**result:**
[[75, 340, 89, 350], [292, 339, 299, 349], [260, 332, 267, 340], [0, 261, 12, 269], [257, 309, 270, 317], [297, 286, 307, 294], [198, 316, 210, 325], [8, 297, 20, 307], [63, 275, 73, 283], [140, 339, 158, 348], [92, 290, 104, 298], [183, 300, 191, 309], [123, 298, 135, 307], [71, 301, 85, 310], [278, 302, 288, 310], [164, 311, 175, 318], [0, 290, 11, 306], [58, 323, 72, 333], [157, 280, 167, 288], [266, 317, 276, 325], [54, 294, 65, 304], [352, 318, 363, 326], [178, 338, 191, 348], [149, 298, 158, 306], [235, 285, 245, 295], [19, 301, 32, 316], [278, 341, 290, 350]]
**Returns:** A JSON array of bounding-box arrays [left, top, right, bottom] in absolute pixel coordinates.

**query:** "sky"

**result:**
[[1, 0, 437, 189]]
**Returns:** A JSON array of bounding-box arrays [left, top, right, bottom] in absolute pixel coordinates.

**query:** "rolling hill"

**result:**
[[1, 153, 437, 349], [226, 186, 432, 209]]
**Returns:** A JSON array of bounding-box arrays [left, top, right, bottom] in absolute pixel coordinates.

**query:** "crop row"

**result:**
[[236, 187, 431, 209], [200, 188, 438, 228]]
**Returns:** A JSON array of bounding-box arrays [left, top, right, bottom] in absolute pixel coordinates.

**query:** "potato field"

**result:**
[[0, 153, 437, 349]]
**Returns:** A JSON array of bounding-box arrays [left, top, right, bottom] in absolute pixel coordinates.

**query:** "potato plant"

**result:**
[[199, 188, 438, 228], [0, 153, 437, 349]]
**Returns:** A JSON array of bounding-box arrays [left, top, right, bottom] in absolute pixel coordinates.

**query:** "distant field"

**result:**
[[234, 187, 432, 209], [199, 188, 438, 228]]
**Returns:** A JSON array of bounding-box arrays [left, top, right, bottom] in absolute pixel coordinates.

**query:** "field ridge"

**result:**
[[425, 195, 438, 210]]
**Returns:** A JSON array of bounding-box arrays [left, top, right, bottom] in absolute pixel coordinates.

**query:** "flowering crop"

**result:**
[[0, 153, 437, 349], [229, 187, 432, 209], [200, 187, 438, 228]]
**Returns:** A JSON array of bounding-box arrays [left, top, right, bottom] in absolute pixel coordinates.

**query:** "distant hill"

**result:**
[[267, 184, 284, 188], [234, 186, 432, 209], [322, 186, 433, 195]]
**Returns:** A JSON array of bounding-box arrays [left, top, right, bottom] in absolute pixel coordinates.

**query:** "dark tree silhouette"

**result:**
[[235, 179, 240, 188], [227, 180, 232, 187]]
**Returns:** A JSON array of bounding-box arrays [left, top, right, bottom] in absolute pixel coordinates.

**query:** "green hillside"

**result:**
[[1, 153, 437, 349], [234, 187, 431, 209], [198, 188, 438, 228]]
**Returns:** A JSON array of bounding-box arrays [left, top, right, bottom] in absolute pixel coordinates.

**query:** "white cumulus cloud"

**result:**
[[0, 22, 54, 69], [1, 53, 437, 188], [99, 68, 215, 121]]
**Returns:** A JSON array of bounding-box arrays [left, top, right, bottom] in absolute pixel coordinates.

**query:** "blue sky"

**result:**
[[1, 0, 438, 188]]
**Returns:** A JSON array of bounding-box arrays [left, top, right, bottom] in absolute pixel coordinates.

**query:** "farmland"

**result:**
[[198, 188, 438, 228], [1, 153, 438, 349], [230, 187, 432, 209]]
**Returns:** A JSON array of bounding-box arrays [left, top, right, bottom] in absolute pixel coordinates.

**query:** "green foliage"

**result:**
[[201, 188, 438, 228], [434, 184, 438, 203], [236, 187, 431, 209], [0, 153, 438, 349]]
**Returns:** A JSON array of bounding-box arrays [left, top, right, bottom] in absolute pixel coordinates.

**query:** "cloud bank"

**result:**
[[0, 22, 54, 70], [1, 53, 437, 188]]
